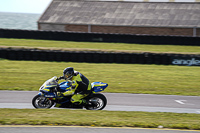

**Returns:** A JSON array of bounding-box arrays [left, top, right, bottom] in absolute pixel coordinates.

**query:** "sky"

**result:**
[[0, 0, 52, 14]]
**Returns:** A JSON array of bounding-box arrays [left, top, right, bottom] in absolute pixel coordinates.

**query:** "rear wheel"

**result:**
[[32, 95, 54, 109], [85, 93, 107, 110]]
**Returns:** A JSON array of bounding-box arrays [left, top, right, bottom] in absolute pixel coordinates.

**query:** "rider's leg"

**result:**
[[71, 93, 88, 105], [71, 82, 92, 105]]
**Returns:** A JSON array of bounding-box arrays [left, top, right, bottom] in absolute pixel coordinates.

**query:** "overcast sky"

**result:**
[[0, 0, 52, 14]]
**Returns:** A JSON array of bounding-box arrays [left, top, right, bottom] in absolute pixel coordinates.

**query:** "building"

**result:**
[[38, 0, 200, 36]]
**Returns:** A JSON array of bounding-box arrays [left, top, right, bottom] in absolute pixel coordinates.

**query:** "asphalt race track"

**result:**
[[1, 91, 200, 133], [0, 91, 200, 114], [0, 126, 200, 133]]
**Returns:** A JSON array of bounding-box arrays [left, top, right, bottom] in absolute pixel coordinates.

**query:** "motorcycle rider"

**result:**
[[57, 67, 91, 105]]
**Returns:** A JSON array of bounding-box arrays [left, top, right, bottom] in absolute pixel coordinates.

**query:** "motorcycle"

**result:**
[[32, 76, 108, 110]]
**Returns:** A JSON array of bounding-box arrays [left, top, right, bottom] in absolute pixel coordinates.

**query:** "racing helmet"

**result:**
[[63, 67, 74, 80]]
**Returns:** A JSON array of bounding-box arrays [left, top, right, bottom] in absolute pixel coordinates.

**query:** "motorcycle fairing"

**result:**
[[59, 81, 71, 92], [44, 92, 56, 98], [38, 91, 56, 98], [91, 82, 108, 92]]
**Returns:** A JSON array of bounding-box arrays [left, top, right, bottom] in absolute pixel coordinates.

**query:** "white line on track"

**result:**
[[175, 100, 186, 105]]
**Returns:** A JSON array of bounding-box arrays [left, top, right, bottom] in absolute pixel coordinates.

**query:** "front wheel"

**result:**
[[32, 95, 54, 109], [85, 93, 107, 110]]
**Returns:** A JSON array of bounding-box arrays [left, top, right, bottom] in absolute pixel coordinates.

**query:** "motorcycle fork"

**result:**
[[41, 97, 55, 104]]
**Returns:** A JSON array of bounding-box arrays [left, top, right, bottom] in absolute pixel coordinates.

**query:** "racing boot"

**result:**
[[81, 99, 88, 105]]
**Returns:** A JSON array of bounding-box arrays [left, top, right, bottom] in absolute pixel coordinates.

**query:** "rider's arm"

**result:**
[[62, 87, 76, 96], [62, 73, 82, 96]]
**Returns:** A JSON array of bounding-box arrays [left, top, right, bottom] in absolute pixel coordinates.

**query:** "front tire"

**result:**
[[32, 95, 54, 109], [85, 93, 107, 110]]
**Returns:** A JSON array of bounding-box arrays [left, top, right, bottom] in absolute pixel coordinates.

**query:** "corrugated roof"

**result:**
[[38, 0, 200, 27]]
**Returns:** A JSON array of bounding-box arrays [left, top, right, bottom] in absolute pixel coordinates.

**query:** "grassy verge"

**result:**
[[0, 38, 200, 54], [0, 59, 200, 96], [0, 109, 200, 130]]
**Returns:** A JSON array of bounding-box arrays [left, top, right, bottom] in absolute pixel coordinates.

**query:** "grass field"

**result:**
[[0, 109, 200, 130], [0, 59, 200, 96], [1, 38, 200, 95], [0, 38, 200, 130], [1, 38, 200, 54]]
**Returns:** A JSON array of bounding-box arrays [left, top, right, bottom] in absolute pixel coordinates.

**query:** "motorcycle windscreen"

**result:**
[[91, 82, 108, 92]]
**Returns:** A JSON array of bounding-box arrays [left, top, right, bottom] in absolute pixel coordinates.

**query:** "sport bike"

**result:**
[[32, 76, 108, 110]]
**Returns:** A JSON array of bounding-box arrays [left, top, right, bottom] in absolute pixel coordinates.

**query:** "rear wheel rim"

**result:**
[[87, 97, 104, 110]]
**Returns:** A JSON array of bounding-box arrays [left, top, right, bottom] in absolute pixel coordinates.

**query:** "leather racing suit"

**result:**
[[61, 71, 91, 105]]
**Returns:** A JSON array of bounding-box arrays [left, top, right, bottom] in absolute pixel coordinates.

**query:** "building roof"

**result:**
[[38, 0, 200, 28]]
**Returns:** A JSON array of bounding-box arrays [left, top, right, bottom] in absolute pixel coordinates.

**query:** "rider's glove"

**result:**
[[56, 76, 64, 81]]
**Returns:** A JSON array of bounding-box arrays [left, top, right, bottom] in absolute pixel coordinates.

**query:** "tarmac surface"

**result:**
[[0, 126, 199, 133], [1, 91, 200, 133], [0, 91, 200, 114]]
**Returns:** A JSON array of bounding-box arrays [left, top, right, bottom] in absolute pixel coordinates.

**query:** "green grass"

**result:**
[[1, 38, 200, 54], [0, 38, 200, 95], [0, 109, 200, 130], [1, 39, 200, 130], [0, 59, 200, 96]]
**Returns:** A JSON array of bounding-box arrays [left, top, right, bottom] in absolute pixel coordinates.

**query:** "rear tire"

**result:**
[[85, 93, 107, 110], [32, 95, 54, 109]]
